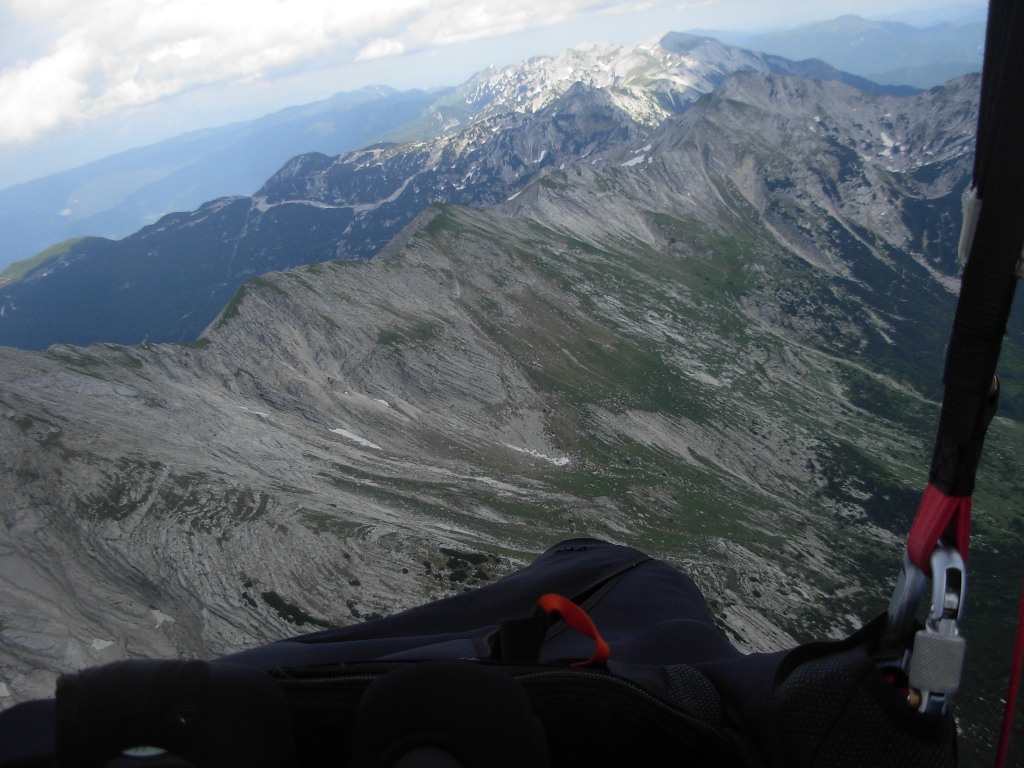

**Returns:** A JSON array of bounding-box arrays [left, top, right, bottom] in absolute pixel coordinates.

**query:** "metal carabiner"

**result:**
[[907, 547, 967, 715], [925, 546, 966, 627], [880, 552, 930, 668], [878, 545, 967, 715]]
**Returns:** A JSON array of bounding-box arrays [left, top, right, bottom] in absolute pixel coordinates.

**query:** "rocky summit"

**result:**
[[0, 47, 1019, 763]]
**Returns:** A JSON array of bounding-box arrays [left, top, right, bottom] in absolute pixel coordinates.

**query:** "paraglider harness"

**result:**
[[2, 0, 1023, 765]]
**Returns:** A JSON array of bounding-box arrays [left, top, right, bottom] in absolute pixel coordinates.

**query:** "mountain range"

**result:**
[[0, 87, 441, 272], [0, 11, 980, 278], [703, 11, 986, 88], [0, 27, 1019, 767], [0, 33, 917, 350]]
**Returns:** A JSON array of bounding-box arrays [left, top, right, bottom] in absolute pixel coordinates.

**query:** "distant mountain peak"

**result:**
[[450, 30, 905, 137], [705, 12, 984, 89], [657, 31, 714, 53]]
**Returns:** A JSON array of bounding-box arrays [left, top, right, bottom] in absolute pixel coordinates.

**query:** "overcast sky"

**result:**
[[0, 0, 986, 187]]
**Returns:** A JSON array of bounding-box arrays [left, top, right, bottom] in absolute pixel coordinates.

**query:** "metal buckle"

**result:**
[[879, 546, 967, 715], [908, 547, 966, 715]]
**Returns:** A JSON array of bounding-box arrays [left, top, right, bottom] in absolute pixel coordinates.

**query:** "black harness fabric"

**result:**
[[0, 538, 956, 768], [772, 617, 956, 768]]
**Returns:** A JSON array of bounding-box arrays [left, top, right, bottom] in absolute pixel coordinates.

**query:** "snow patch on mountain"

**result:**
[[456, 33, 803, 130], [503, 444, 570, 466], [331, 428, 382, 450]]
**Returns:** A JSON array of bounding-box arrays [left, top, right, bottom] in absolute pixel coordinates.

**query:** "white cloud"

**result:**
[[0, 0, 983, 148], [0, 41, 91, 141], [601, 1, 657, 13], [406, 0, 625, 47], [356, 38, 407, 62], [0, 0, 631, 145]]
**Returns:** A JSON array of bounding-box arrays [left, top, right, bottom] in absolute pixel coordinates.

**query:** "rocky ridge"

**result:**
[[1, 32, 914, 351], [450, 32, 913, 129]]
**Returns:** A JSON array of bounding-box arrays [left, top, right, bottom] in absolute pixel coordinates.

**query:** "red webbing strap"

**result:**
[[537, 593, 611, 668], [906, 484, 972, 575], [996, 572, 1024, 768]]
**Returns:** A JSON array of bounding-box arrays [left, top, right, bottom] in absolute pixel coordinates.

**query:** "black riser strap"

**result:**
[[929, 0, 1024, 495]]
